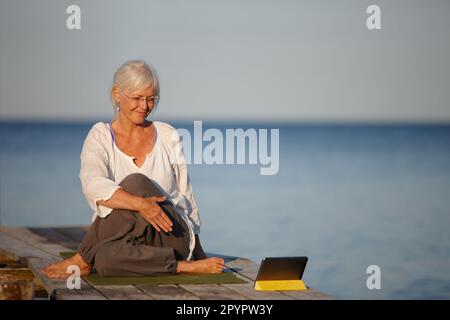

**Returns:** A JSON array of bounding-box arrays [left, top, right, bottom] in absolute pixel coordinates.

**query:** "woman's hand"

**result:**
[[137, 196, 173, 233]]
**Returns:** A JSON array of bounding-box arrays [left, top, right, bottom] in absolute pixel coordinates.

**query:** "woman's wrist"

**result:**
[[132, 195, 148, 212]]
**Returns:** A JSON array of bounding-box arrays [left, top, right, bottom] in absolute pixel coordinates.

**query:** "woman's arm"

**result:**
[[80, 127, 171, 232], [96, 188, 146, 212], [97, 189, 173, 233]]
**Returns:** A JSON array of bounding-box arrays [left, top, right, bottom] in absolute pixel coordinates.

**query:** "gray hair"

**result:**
[[110, 60, 160, 111]]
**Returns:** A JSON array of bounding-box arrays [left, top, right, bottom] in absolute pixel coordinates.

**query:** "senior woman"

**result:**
[[42, 60, 224, 278]]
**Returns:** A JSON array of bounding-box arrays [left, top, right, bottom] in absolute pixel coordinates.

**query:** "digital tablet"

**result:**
[[255, 256, 308, 282]]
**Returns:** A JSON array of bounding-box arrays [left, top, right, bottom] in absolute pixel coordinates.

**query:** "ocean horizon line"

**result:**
[[1, 118, 450, 128]]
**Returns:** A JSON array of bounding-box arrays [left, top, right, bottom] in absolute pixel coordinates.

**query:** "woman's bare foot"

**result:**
[[42, 253, 91, 279], [177, 257, 225, 274]]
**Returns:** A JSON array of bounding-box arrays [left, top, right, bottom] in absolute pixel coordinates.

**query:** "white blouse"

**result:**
[[79, 120, 200, 260]]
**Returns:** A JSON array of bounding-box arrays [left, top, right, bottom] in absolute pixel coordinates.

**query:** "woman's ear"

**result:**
[[113, 86, 120, 101]]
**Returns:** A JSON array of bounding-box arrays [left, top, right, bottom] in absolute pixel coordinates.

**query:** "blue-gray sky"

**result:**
[[1, 0, 449, 122]]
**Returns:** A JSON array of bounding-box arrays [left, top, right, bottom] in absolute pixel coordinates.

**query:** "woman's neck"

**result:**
[[113, 115, 152, 136]]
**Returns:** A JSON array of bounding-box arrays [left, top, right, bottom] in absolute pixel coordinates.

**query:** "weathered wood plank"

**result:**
[[0, 252, 18, 265], [222, 257, 260, 280], [283, 287, 334, 300], [219, 270, 295, 300], [0, 268, 34, 281], [95, 285, 154, 300], [0, 229, 106, 300], [0, 232, 45, 262], [0, 280, 34, 300], [0, 227, 74, 258], [136, 284, 201, 300], [33, 277, 49, 299], [28, 227, 79, 251], [179, 283, 248, 300]]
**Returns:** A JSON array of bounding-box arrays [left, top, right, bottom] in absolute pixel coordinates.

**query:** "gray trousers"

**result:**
[[77, 173, 192, 276]]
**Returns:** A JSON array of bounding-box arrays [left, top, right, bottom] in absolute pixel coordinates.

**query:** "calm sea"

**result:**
[[1, 120, 449, 299]]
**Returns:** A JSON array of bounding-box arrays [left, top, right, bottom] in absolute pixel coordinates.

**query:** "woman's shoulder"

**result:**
[[153, 120, 177, 132], [91, 121, 110, 132], [154, 121, 181, 142], [84, 121, 112, 144]]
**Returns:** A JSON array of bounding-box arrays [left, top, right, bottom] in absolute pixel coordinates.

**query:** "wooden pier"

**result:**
[[0, 226, 332, 300]]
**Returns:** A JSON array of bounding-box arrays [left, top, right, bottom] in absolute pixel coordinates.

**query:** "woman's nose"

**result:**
[[139, 99, 147, 107]]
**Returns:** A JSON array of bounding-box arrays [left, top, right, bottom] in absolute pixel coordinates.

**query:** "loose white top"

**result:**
[[79, 120, 200, 260]]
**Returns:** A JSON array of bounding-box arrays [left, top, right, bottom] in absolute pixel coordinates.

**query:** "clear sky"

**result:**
[[1, 0, 449, 123]]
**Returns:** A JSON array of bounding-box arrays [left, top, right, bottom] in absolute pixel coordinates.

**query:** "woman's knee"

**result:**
[[119, 173, 162, 197]]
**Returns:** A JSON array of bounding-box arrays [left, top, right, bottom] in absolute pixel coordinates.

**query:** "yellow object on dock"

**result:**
[[255, 279, 307, 291]]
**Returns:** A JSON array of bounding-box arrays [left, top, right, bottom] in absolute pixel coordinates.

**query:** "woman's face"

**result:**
[[115, 85, 157, 124]]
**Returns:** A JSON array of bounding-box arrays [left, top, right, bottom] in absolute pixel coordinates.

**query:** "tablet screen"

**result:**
[[255, 256, 308, 281]]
